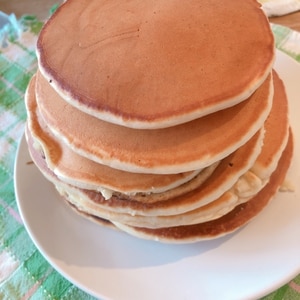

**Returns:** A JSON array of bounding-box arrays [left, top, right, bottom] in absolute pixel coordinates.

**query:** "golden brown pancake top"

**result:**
[[37, 0, 274, 128]]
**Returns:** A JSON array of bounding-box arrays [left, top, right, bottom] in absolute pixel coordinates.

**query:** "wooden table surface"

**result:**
[[0, 0, 300, 32]]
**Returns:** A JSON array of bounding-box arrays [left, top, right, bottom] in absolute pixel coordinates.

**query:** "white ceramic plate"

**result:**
[[15, 50, 300, 300]]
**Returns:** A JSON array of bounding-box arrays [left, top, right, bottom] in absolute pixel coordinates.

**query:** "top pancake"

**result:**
[[37, 0, 274, 129]]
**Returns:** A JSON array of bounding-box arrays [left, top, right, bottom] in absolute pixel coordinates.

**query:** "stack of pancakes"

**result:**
[[25, 0, 293, 243]]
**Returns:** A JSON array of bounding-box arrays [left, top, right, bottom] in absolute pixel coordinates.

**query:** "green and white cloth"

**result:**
[[0, 10, 300, 300]]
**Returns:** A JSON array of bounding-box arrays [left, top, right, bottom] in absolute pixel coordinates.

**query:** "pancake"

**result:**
[[37, 0, 274, 129], [25, 76, 208, 196], [36, 71, 273, 174], [56, 181, 239, 228], [112, 132, 293, 242]]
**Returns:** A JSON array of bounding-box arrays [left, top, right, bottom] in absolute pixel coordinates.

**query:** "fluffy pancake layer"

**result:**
[[35, 71, 273, 174], [37, 0, 274, 129]]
